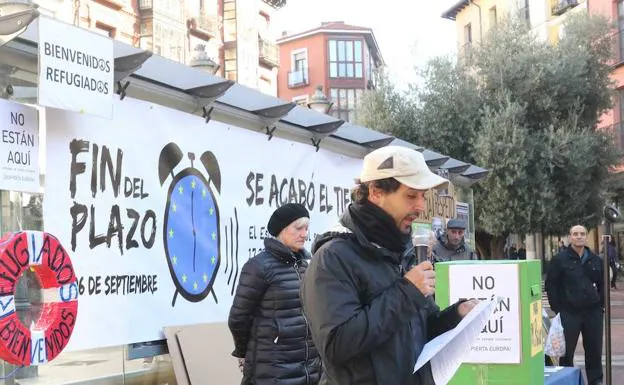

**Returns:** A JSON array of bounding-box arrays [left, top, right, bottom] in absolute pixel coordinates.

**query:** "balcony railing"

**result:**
[[188, 15, 218, 37], [139, 0, 152, 10], [261, 0, 287, 9], [551, 0, 579, 16], [288, 70, 308, 88], [259, 36, 279, 67]]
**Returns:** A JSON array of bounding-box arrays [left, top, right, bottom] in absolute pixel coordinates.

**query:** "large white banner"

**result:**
[[0, 99, 39, 192], [38, 17, 114, 119], [43, 97, 362, 352]]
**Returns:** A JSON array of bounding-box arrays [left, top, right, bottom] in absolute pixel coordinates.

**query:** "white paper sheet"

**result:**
[[413, 297, 501, 385]]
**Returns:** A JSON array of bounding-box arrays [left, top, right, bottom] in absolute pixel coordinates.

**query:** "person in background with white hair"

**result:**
[[228, 203, 321, 385]]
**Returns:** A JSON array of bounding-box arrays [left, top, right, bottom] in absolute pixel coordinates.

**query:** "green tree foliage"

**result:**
[[356, 13, 620, 257]]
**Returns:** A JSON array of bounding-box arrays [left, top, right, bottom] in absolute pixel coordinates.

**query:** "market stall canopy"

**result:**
[[6, 17, 488, 186]]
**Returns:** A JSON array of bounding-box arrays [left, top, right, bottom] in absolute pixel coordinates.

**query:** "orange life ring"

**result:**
[[0, 231, 78, 366]]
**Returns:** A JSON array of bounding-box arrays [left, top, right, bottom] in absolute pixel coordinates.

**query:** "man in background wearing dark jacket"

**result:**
[[545, 225, 604, 385], [301, 146, 478, 385]]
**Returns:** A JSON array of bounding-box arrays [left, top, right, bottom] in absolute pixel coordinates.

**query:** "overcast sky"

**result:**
[[272, 0, 460, 85]]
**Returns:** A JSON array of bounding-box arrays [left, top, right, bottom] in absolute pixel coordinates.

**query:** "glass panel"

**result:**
[[346, 41, 353, 61], [337, 41, 346, 61], [619, 90, 624, 123], [224, 19, 236, 41], [330, 88, 338, 103], [225, 48, 237, 60], [329, 40, 337, 61], [330, 63, 337, 77], [354, 41, 362, 62], [347, 89, 355, 109], [346, 63, 354, 77], [339, 89, 347, 108], [225, 59, 237, 71], [355, 63, 363, 78], [338, 63, 346, 77]]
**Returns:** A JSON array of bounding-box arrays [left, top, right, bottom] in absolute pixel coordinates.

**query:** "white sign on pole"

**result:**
[[38, 17, 114, 119], [43, 97, 362, 352], [0, 99, 39, 192], [448, 264, 521, 363]]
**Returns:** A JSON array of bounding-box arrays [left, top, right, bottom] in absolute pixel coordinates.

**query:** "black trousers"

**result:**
[[611, 263, 618, 288], [560, 308, 603, 385]]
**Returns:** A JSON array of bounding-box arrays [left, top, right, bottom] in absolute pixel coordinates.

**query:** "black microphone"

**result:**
[[412, 228, 431, 264]]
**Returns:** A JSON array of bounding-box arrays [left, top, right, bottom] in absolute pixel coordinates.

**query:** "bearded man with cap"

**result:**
[[431, 218, 477, 263], [301, 146, 478, 385], [228, 203, 321, 385]]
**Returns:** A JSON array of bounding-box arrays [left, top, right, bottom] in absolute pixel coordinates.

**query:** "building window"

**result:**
[[619, 1, 624, 62], [330, 88, 363, 122], [328, 40, 363, 78], [293, 50, 307, 71], [225, 47, 237, 81], [153, 22, 184, 63], [223, 0, 237, 42], [489, 7, 497, 27], [618, 89, 624, 149], [464, 23, 472, 44], [288, 49, 308, 88]]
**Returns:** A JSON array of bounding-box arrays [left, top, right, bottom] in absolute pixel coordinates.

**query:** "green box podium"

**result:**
[[435, 260, 544, 385]]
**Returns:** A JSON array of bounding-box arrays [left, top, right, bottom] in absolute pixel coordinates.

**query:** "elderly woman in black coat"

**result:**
[[228, 203, 321, 385]]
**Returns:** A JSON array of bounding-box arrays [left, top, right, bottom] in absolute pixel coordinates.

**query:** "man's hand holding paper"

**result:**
[[458, 299, 479, 317]]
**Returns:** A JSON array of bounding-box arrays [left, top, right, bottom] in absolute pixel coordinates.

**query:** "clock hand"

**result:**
[[191, 186, 197, 272]]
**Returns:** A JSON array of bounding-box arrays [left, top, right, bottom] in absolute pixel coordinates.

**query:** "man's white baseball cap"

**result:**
[[359, 146, 449, 190]]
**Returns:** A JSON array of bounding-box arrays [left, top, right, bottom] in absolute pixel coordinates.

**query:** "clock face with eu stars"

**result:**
[[163, 167, 220, 305]]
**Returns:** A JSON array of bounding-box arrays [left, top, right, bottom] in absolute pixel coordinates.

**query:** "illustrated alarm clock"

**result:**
[[158, 142, 221, 307]]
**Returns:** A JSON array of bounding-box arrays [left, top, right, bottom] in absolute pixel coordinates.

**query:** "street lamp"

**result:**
[[189, 44, 220, 75], [603, 204, 620, 385], [307, 85, 333, 114], [0, 0, 39, 47]]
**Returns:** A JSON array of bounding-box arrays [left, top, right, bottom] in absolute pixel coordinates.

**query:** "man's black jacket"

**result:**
[[300, 211, 464, 385], [545, 245, 604, 314]]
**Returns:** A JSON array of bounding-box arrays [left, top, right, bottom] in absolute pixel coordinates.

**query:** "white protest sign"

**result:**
[[0, 100, 39, 192], [448, 264, 521, 363], [414, 297, 500, 384], [38, 17, 114, 119], [43, 97, 362, 352]]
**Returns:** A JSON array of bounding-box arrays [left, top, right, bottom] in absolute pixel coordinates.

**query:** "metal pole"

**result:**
[[603, 228, 612, 385]]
